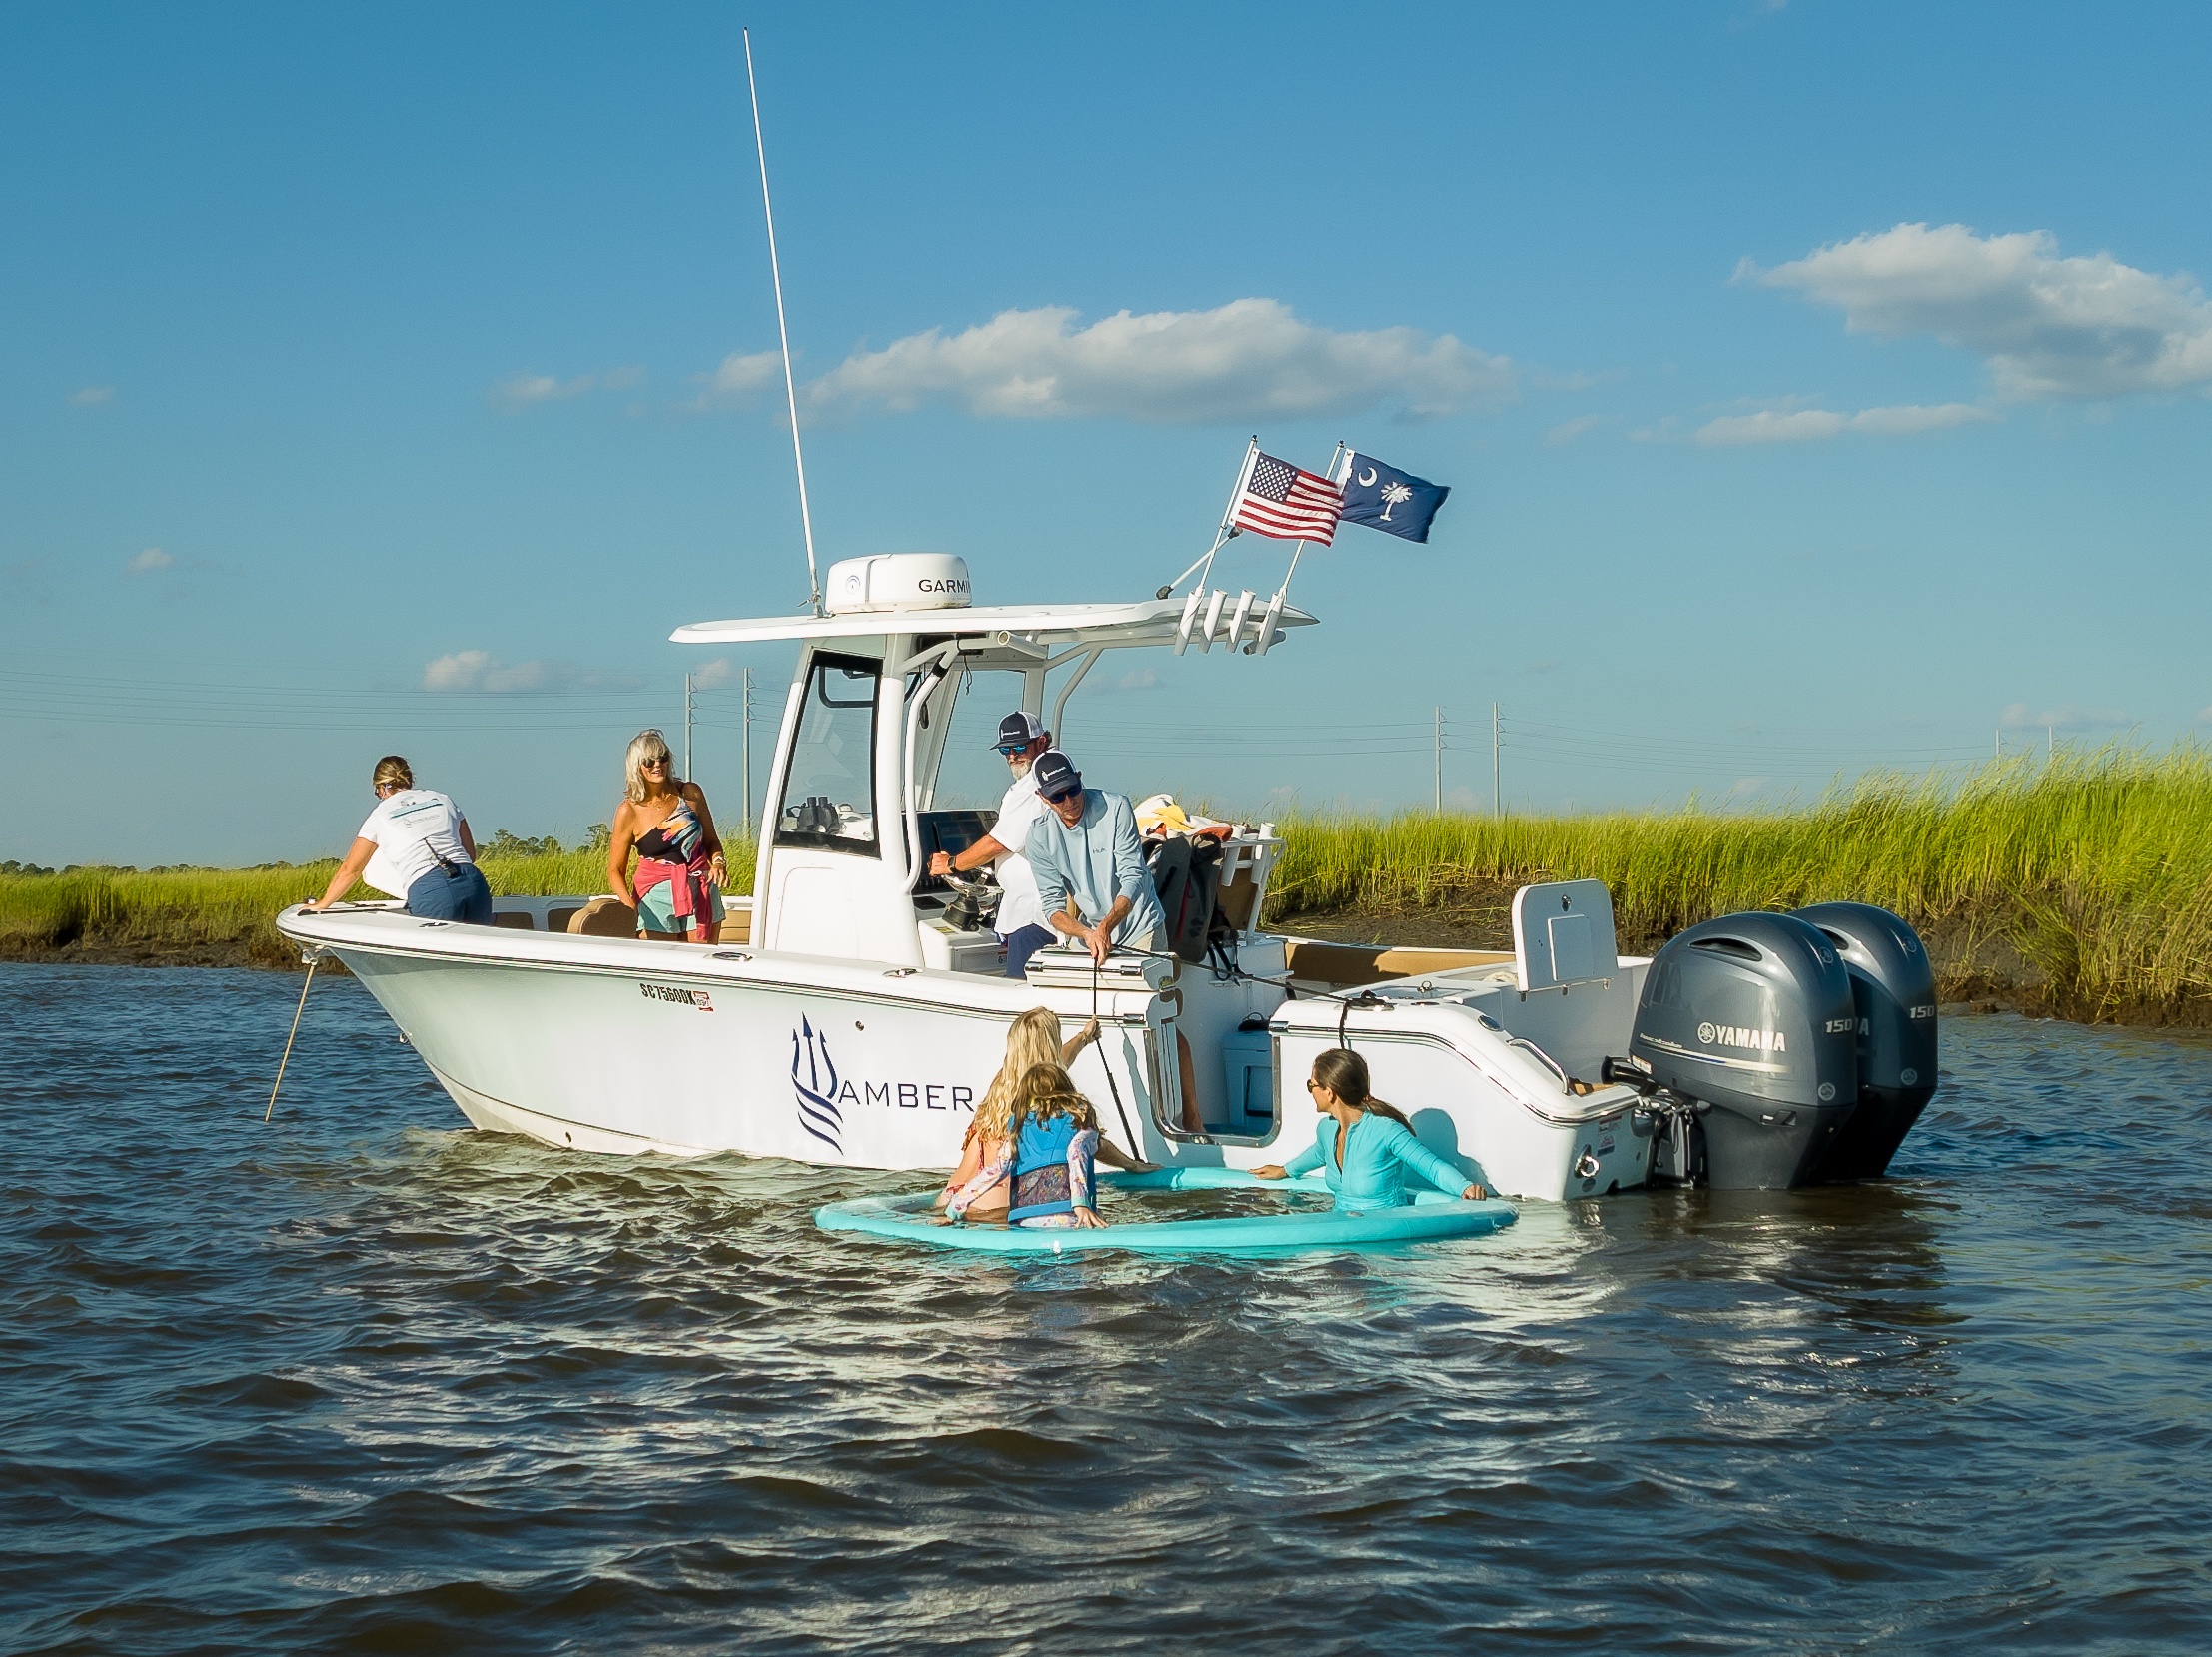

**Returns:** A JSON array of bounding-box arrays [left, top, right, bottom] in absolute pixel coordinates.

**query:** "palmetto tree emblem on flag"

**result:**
[[1335, 452, 1451, 544]]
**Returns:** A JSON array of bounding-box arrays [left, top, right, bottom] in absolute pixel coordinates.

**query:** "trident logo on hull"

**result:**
[[792, 1018, 843, 1154]]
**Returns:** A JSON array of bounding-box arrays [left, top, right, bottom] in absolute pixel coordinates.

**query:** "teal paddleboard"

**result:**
[[813, 1165, 1517, 1255]]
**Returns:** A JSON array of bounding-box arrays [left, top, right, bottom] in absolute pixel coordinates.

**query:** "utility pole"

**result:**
[[741, 667, 754, 824], [1995, 728, 2001, 760], [2048, 725, 2054, 759], [1434, 706, 1444, 813], [684, 672, 694, 780], [1492, 702, 1501, 820]]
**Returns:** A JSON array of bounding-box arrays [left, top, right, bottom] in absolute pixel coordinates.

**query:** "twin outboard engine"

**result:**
[[1613, 904, 1937, 1190], [1792, 902, 1939, 1180]]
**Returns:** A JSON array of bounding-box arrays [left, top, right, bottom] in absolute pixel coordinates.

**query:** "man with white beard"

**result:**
[[927, 712, 1057, 977]]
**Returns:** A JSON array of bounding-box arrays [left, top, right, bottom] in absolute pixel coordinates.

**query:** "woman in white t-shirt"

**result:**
[[303, 755, 494, 924]]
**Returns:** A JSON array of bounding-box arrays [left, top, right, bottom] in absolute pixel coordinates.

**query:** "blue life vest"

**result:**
[[1009, 1114, 1080, 1222]]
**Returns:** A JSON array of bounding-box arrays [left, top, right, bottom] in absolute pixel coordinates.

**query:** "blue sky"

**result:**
[[6, 1, 2211, 866]]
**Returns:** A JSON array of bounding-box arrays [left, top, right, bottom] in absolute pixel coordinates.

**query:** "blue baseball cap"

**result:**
[[992, 711, 1048, 751], [1031, 749, 1082, 802]]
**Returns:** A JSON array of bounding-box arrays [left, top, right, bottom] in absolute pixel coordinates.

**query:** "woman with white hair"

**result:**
[[605, 729, 729, 942]]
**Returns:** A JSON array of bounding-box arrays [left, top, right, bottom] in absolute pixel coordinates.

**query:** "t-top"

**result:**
[[358, 789, 472, 898], [988, 769, 1050, 935]]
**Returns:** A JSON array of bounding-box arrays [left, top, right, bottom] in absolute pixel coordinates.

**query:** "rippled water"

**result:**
[[4, 962, 2209, 1655]]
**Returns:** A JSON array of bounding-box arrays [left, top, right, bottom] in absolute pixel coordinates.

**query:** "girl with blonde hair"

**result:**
[[937, 1008, 1150, 1215], [945, 1063, 1107, 1229], [605, 729, 729, 942]]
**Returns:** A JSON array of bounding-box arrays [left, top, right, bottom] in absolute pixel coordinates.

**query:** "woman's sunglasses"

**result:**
[[642, 755, 670, 769]]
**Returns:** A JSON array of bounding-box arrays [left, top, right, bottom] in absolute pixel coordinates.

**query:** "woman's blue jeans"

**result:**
[[405, 862, 494, 924]]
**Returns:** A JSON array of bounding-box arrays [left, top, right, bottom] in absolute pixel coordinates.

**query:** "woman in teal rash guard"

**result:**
[[1254, 1048, 1489, 1208]]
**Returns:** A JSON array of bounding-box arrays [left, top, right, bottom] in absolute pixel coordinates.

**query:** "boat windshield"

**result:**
[[776, 653, 879, 853]]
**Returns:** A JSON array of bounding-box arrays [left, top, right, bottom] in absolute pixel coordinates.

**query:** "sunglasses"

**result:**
[[1043, 787, 1081, 803], [996, 745, 1026, 756], [642, 755, 670, 768]]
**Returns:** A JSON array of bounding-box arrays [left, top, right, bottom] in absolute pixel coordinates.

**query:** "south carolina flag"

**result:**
[[1334, 453, 1451, 544]]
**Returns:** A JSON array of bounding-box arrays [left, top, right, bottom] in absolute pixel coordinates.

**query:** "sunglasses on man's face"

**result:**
[[1044, 788, 1081, 804], [996, 745, 1025, 757]]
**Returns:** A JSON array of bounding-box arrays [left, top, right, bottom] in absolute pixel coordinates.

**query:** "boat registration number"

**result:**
[[640, 982, 714, 1012]]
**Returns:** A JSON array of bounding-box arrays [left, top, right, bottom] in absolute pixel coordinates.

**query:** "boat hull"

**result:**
[[278, 905, 1655, 1202]]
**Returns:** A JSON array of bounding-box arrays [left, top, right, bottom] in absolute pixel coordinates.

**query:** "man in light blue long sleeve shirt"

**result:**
[[1022, 749, 1167, 967]]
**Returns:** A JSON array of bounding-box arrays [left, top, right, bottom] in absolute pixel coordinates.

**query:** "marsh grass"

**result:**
[[0, 841, 757, 969], [7, 749, 2209, 1020], [1263, 746, 2212, 1022]]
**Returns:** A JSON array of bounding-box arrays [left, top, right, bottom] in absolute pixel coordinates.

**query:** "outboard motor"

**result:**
[[1622, 913, 1859, 1189], [1792, 902, 1938, 1181]]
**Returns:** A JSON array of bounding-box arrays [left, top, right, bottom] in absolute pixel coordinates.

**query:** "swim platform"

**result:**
[[813, 1165, 1518, 1255]]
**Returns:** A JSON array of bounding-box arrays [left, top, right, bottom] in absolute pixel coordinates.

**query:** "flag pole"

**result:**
[[1247, 440, 1342, 656], [744, 29, 823, 618], [1158, 436, 1258, 600], [1271, 441, 1345, 599]]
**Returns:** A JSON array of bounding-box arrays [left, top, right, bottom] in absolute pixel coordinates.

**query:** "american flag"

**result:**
[[1232, 451, 1342, 544]]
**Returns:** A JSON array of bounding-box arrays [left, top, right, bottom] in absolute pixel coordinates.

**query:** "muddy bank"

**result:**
[[10, 900, 2208, 1027], [0, 935, 345, 974]]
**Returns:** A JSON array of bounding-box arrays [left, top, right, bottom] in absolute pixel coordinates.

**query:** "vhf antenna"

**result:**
[[743, 28, 823, 617]]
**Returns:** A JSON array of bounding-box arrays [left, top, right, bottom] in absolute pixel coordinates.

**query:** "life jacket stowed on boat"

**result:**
[[1009, 1113, 1091, 1223]]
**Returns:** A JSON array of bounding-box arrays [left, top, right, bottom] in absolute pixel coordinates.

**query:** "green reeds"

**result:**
[[1263, 747, 2212, 1022], [7, 749, 2209, 1020], [0, 840, 757, 968]]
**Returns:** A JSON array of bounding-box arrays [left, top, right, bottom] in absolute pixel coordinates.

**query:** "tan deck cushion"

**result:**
[[567, 896, 639, 937], [1283, 940, 1516, 987]]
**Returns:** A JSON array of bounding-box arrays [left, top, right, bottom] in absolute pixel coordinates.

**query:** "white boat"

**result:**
[[277, 553, 1658, 1202]]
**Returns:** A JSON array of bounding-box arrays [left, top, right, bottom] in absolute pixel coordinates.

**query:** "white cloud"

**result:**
[[1545, 414, 1605, 446], [493, 366, 644, 409], [422, 650, 642, 694], [127, 547, 175, 574], [497, 374, 586, 405], [68, 385, 115, 407], [1694, 402, 1994, 445], [1746, 223, 2212, 400], [691, 657, 738, 689], [804, 298, 1514, 423], [2001, 702, 2131, 731], [711, 351, 781, 397]]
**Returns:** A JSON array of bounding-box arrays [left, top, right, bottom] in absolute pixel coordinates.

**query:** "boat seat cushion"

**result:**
[[567, 896, 639, 937], [1283, 940, 1516, 987]]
